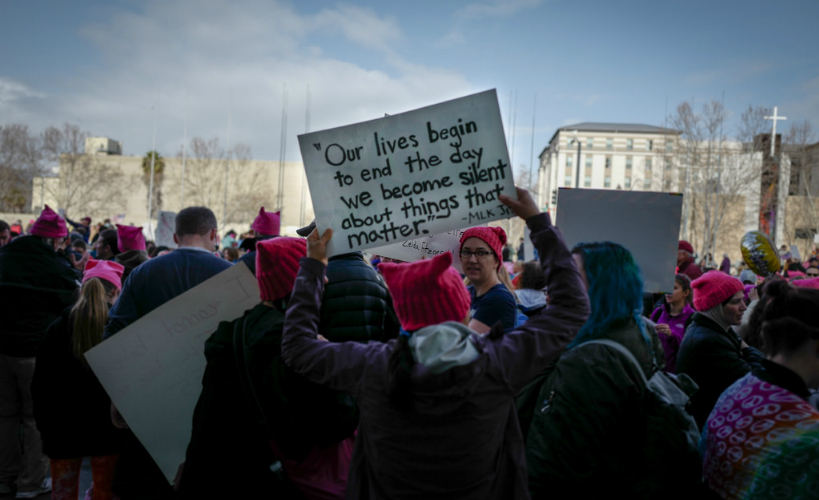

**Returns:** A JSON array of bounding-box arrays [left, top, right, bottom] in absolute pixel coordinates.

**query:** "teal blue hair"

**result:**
[[570, 241, 649, 347]]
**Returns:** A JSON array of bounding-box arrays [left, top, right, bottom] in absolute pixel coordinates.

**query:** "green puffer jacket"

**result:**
[[525, 320, 667, 499]]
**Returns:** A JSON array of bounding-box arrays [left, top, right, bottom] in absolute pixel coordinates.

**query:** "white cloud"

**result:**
[[2, 0, 474, 161], [455, 0, 543, 21], [0, 77, 45, 106]]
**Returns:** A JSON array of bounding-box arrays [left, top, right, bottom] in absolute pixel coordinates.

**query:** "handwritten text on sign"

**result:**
[[85, 263, 259, 483], [369, 226, 480, 273], [298, 90, 515, 257]]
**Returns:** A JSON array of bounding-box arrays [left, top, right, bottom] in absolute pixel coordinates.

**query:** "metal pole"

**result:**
[[222, 89, 233, 227]]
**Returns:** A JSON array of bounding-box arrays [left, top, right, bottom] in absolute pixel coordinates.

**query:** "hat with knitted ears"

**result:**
[[116, 224, 146, 252], [692, 271, 743, 311], [83, 259, 125, 291], [460, 226, 507, 270], [380, 252, 471, 332], [31, 205, 68, 239], [252, 207, 281, 237], [255, 237, 306, 301]]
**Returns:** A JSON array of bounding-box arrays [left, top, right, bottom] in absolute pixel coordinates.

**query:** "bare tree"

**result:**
[[182, 137, 272, 225], [0, 124, 45, 212], [41, 123, 127, 218]]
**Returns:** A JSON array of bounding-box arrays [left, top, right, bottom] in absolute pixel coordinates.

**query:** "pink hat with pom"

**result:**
[[692, 271, 743, 311], [255, 237, 306, 301], [30, 205, 68, 238], [251, 207, 281, 237], [460, 226, 507, 270], [116, 224, 146, 252], [380, 252, 471, 331], [83, 259, 125, 290]]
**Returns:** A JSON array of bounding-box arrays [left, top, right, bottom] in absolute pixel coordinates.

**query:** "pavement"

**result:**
[[0, 457, 91, 500]]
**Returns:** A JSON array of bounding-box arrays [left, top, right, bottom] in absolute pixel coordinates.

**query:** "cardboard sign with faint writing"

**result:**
[[155, 211, 177, 249], [85, 263, 259, 483], [299, 89, 515, 257], [555, 188, 683, 293], [369, 226, 480, 273]]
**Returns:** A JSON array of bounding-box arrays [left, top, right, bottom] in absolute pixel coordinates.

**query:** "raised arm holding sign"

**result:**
[[298, 90, 517, 257]]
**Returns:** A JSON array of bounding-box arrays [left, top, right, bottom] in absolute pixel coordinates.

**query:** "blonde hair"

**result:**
[[71, 277, 116, 367]]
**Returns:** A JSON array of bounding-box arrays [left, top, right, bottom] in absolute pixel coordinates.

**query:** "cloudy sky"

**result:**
[[2, 0, 818, 177]]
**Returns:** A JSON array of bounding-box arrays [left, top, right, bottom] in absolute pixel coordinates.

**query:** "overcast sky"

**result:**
[[2, 0, 817, 177]]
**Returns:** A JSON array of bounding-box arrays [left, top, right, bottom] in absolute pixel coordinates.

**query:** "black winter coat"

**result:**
[[0, 235, 80, 357], [31, 307, 125, 459], [676, 313, 765, 427], [320, 252, 399, 342]]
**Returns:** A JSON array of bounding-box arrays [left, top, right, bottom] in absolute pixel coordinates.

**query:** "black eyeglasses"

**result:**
[[460, 250, 492, 260]]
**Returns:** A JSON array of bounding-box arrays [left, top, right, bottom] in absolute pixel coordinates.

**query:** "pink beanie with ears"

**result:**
[[252, 207, 281, 237], [83, 260, 125, 290], [30, 205, 68, 238], [255, 237, 305, 301], [116, 224, 146, 252], [460, 226, 507, 270]]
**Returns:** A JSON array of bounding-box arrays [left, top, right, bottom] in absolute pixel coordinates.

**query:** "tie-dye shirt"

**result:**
[[701, 361, 819, 499]]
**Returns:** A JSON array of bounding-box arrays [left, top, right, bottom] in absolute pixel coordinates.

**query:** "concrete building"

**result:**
[[32, 137, 314, 237]]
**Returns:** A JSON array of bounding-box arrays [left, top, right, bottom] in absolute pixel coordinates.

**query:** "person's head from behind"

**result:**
[[222, 247, 239, 262], [71, 239, 87, 255], [677, 240, 694, 265], [255, 237, 306, 304], [519, 261, 546, 291], [73, 260, 124, 366], [94, 229, 120, 260], [692, 271, 746, 326], [30, 205, 68, 251], [0, 220, 10, 248], [759, 280, 819, 388], [459, 226, 507, 286], [174, 207, 218, 251], [381, 252, 472, 411], [570, 242, 645, 346], [666, 274, 693, 306]]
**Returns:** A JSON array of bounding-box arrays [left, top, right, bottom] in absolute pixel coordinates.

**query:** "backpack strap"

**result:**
[[582, 339, 649, 387]]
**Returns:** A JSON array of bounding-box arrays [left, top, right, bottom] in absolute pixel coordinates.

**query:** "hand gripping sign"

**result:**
[[298, 90, 516, 257]]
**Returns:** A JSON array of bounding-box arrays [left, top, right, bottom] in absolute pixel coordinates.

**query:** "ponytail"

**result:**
[[387, 333, 415, 412], [71, 277, 115, 367]]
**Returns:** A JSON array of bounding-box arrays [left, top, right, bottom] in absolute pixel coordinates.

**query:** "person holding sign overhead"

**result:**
[[281, 188, 589, 499], [459, 226, 518, 333]]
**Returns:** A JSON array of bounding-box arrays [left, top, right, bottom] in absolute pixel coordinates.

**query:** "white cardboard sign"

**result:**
[[555, 188, 683, 293], [86, 263, 259, 483], [155, 211, 177, 249], [298, 90, 515, 257], [369, 226, 478, 273]]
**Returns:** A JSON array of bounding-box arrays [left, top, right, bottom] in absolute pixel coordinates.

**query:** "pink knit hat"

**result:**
[[793, 277, 819, 290], [380, 252, 471, 331], [83, 259, 125, 290], [692, 271, 743, 311], [460, 226, 507, 270], [116, 224, 146, 252], [255, 237, 305, 301], [252, 207, 281, 237], [30, 205, 68, 238]]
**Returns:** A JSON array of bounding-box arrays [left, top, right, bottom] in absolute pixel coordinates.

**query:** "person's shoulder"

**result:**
[[486, 283, 516, 301]]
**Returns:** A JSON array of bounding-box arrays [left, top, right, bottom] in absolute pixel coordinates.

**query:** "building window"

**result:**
[[605, 156, 612, 169], [664, 156, 672, 169], [604, 176, 611, 188], [584, 175, 591, 187], [644, 178, 651, 189], [646, 139, 654, 151], [587, 137, 593, 149], [606, 138, 613, 150], [625, 177, 631, 188], [565, 175, 573, 186], [626, 139, 633, 151], [585, 156, 592, 168], [626, 157, 633, 170], [666, 141, 673, 152], [645, 158, 652, 171], [566, 155, 573, 167]]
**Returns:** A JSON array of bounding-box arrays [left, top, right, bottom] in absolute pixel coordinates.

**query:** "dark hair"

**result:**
[[72, 240, 87, 252], [387, 335, 415, 411], [674, 274, 693, 305], [223, 247, 239, 262], [759, 280, 819, 356], [175, 207, 217, 237], [98, 229, 120, 256], [149, 245, 169, 258], [0, 220, 9, 232], [519, 262, 547, 290], [239, 237, 257, 252]]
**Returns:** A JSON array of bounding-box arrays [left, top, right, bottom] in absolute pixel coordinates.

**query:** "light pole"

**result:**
[[571, 130, 582, 188]]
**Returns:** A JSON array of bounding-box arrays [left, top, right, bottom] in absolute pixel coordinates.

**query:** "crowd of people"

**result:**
[[1, 191, 819, 499]]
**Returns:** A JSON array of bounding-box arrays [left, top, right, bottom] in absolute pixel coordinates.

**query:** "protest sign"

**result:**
[[523, 225, 535, 261], [555, 188, 683, 293], [155, 211, 177, 248], [790, 244, 801, 262], [369, 226, 477, 273], [85, 263, 259, 483], [298, 89, 516, 257]]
